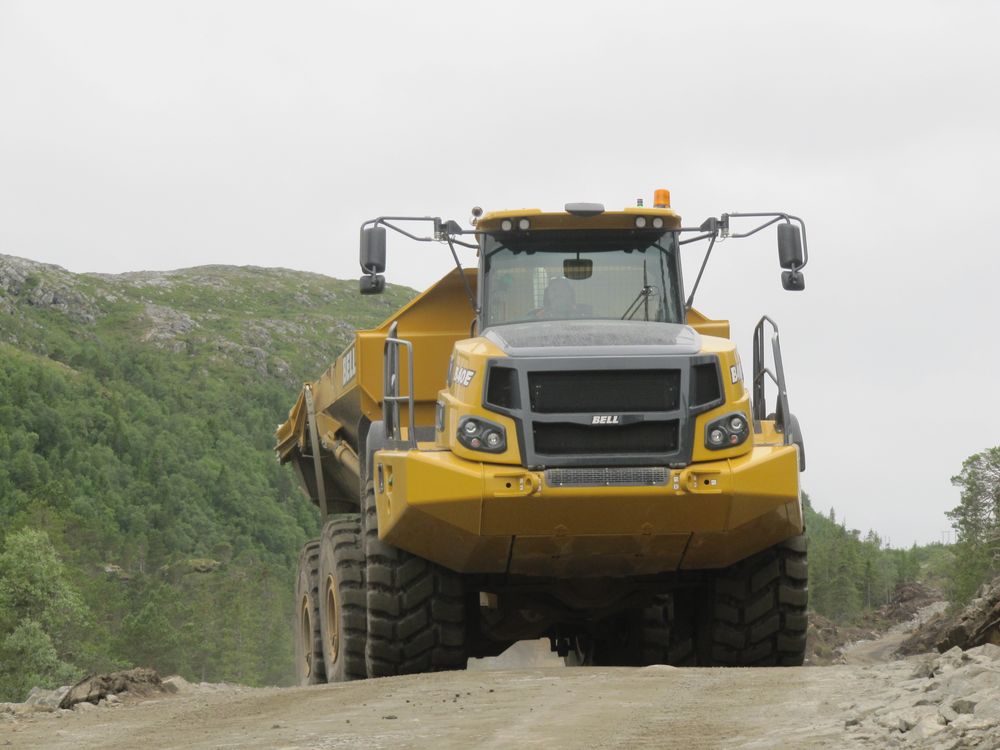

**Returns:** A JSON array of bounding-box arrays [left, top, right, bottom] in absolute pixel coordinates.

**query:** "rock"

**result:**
[[909, 715, 946, 740], [938, 703, 958, 724], [906, 574, 1000, 654], [60, 667, 163, 709], [949, 713, 997, 732], [911, 658, 937, 679], [24, 686, 70, 708], [951, 698, 977, 714], [896, 706, 939, 731], [970, 643, 1000, 661], [73, 701, 96, 712], [161, 675, 191, 694], [972, 697, 1000, 720], [142, 303, 198, 350]]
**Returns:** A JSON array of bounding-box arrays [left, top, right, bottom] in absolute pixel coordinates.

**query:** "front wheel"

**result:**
[[699, 534, 808, 666], [362, 480, 468, 676]]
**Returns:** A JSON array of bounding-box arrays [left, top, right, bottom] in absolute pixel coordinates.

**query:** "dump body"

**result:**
[[276, 270, 476, 511]]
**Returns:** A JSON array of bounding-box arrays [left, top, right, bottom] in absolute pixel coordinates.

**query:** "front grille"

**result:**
[[528, 370, 680, 413], [546, 466, 669, 487], [532, 420, 678, 455]]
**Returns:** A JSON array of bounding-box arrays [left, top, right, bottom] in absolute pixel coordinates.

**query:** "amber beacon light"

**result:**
[[653, 188, 671, 208]]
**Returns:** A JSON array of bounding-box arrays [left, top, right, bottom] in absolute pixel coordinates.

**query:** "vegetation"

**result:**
[[803, 494, 947, 622], [945, 447, 1000, 604], [0, 257, 411, 700]]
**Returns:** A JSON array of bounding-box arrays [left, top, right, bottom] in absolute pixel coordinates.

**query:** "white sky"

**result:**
[[2, 0, 998, 545]]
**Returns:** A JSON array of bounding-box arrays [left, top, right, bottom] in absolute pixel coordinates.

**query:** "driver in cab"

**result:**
[[537, 276, 587, 320]]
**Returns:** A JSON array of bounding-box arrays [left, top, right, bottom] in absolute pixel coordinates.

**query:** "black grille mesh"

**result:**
[[546, 466, 669, 487], [532, 420, 678, 455], [528, 370, 680, 413]]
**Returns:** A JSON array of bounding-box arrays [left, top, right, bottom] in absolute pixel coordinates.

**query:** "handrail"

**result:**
[[751, 315, 791, 444], [382, 321, 417, 449]]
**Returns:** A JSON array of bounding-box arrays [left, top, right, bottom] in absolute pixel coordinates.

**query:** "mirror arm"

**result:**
[[724, 212, 809, 270], [446, 236, 479, 314], [684, 232, 718, 311]]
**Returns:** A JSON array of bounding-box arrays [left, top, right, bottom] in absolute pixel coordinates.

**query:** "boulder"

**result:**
[[24, 685, 70, 708], [59, 667, 163, 709]]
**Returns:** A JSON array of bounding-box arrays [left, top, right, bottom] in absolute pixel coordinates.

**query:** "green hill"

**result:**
[[0, 254, 413, 697]]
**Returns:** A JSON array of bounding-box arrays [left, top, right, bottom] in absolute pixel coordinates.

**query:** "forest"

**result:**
[[0, 256, 995, 701]]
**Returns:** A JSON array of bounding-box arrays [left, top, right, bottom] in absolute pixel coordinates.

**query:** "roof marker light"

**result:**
[[501, 219, 513, 231], [652, 217, 664, 229], [635, 217, 647, 228], [518, 218, 530, 230]]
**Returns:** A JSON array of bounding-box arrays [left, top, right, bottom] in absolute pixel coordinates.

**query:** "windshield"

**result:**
[[481, 231, 683, 327]]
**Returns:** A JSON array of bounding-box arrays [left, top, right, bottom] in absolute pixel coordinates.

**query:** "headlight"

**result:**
[[705, 412, 750, 450], [457, 416, 507, 454]]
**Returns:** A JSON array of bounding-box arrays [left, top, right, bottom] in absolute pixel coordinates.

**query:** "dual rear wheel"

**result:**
[[294, 482, 468, 683]]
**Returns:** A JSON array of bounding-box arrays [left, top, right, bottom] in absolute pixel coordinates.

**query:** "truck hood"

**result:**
[[484, 319, 701, 357]]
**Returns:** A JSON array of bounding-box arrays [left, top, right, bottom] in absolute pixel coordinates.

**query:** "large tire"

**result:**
[[640, 594, 696, 665], [699, 534, 808, 667], [318, 514, 367, 682], [294, 540, 326, 685], [362, 480, 468, 676]]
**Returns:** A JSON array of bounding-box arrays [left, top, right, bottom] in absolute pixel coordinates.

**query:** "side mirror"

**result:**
[[563, 257, 593, 280], [360, 227, 386, 274], [781, 270, 805, 291], [359, 274, 385, 295], [777, 223, 803, 269]]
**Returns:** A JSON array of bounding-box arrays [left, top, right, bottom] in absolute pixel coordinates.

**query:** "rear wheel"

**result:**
[[362, 480, 468, 676], [318, 514, 367, 682], [294, 540, 325, 685], [585, 595, 694, 666], [699, 534, 808, 666]]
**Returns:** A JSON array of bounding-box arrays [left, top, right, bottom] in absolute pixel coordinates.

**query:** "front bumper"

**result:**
[[372, 443, 803, 577]]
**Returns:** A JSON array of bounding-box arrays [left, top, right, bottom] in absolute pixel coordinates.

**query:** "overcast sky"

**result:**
[[2, 1, 998, 545]]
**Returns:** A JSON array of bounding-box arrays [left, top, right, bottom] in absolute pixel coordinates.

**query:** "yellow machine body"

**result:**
[[277, 208, 803, 579]]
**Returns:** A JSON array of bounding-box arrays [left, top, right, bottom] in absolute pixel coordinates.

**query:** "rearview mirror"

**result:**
[[359, 274, 386, 295], [781, 270, 805, 291], [777, 224, 803, 269], [563, 258, 593, 280], [360, 227, 386, 273]]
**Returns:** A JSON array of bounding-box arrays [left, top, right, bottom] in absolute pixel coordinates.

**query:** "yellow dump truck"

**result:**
[[277, 190, 810, 683]]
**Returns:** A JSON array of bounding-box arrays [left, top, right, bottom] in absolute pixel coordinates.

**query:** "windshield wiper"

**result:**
[[621, 259, 659, 321]]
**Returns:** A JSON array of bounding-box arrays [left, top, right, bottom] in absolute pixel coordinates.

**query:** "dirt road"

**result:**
[[0, 661, 924, 750], [5, 604, 998, 750]]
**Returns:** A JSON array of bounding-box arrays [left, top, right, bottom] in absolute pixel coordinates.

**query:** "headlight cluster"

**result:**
[[705, 413, 750, 450], [457, 416, 507, 454]]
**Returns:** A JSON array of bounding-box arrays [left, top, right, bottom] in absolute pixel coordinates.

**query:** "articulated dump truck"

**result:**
[[276, 189, 811, 683]]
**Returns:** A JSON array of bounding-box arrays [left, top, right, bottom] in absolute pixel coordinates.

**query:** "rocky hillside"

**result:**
[[0, 254, 410, 382], [0, 253, 414, 698]]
